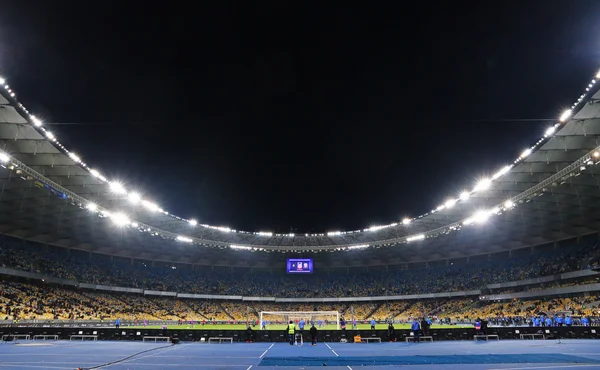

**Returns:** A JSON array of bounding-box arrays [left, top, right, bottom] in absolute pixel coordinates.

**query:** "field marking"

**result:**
[[259, 343, 275, 358], [155, 356, 260, 359], [119, 344, 180, 365], [0, 365, 69, 369], [489, 365, 600, 370], [325, 343, 339, 357], [347, 366, 353, 370], [99, 364, 251, 368], [246, 366, 252, 370], [0, 362, 97, 365]]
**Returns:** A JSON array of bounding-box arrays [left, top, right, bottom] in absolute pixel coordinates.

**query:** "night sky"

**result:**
[[0, 2, 599, 233]]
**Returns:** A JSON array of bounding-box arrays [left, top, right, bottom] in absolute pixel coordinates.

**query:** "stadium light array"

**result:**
[[109, 181, 126, 194], [128, 192, 141, 204], [544, 126, 556, 137], [111, 212, 130, 227], [520, 148, 532, 159], [444, 198, 457, 208], [0, 151, 10, 163], [407, 234, 425, 242], [176, 236, 193, 243], [347, 244, 369, 250], [0, 67, 598, 242], [473, 178, 492, 192], [86, 203, 98, 211], [68, 152, 81, 163], [230, 244, 265, 251], [559, 109, 572, 122], [141, 200, 160, 212], [189, 219, 198, 226]]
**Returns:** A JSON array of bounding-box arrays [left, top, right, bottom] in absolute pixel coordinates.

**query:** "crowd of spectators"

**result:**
[[0, 239, 598, 298], [0, 237, 599, 324], [1, 279, 598, 325]]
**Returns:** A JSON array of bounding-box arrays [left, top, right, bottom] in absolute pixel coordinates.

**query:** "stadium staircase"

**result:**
[[182, 301, 210, 320], [363, 303, 384, 320], [249, 305, 260, 319], [217, 302, 236, 321], [427, 300, 451, 317], [394, 302, 416, 319]]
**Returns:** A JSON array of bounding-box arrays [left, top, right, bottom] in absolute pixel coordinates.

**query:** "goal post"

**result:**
[[259, 311, 340, 330]]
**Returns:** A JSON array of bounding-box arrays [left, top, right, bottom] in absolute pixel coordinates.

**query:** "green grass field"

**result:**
[[125, 323, 468, 330]]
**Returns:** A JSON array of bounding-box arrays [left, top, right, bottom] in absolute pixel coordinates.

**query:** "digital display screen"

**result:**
[[287, 258, 313, 274]]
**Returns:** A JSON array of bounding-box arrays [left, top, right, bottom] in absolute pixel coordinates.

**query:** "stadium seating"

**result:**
[[0, 238, 597, 298], [0, 237, 599, 324]]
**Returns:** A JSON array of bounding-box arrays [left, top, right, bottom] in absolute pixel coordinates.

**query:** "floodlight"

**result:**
[[111, 212, 130, 226], [520, 148, 532, 158], [559, 109, 572, 122], [128, 192, 141, 204], [0, 152, 9, 163], [474, 178, 491, 192], [444, 199, 457, 208], [109, 181, 127, 194]]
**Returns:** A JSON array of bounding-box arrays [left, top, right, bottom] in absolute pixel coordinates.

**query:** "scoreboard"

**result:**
[[286, 258, 313, 274]]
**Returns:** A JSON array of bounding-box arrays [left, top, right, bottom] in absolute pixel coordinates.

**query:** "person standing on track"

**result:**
[[420, 317, 429, 336], [287, 320, 296, 345], [411, 318, 420, 343], [310, 323, 318, 346], [387, 322, 396, 342], [115, 318, 120, 329]]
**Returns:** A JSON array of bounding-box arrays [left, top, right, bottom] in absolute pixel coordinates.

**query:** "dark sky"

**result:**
[[0, 1, 599, 233]]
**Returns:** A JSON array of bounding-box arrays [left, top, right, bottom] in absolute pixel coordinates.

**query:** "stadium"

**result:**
[[0, 69, 599, 368], [2, 6, 600, 370]]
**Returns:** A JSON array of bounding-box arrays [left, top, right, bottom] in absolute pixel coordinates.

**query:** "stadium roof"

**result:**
[[0, 71, 599, 267]]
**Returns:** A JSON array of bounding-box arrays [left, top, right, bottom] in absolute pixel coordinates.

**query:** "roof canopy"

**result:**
[[0, 74, 599, 266]]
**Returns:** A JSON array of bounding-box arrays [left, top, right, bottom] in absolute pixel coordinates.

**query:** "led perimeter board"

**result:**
[[287, 258, 313, 274]]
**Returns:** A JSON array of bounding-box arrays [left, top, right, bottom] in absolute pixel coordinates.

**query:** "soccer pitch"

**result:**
[[125, 323, 468, 330]]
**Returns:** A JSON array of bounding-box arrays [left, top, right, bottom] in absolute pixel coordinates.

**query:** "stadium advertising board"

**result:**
[[286, 258, 313, 274]]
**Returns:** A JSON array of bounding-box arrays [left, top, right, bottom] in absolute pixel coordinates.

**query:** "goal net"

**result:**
[[259, 311, 340, 330]]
